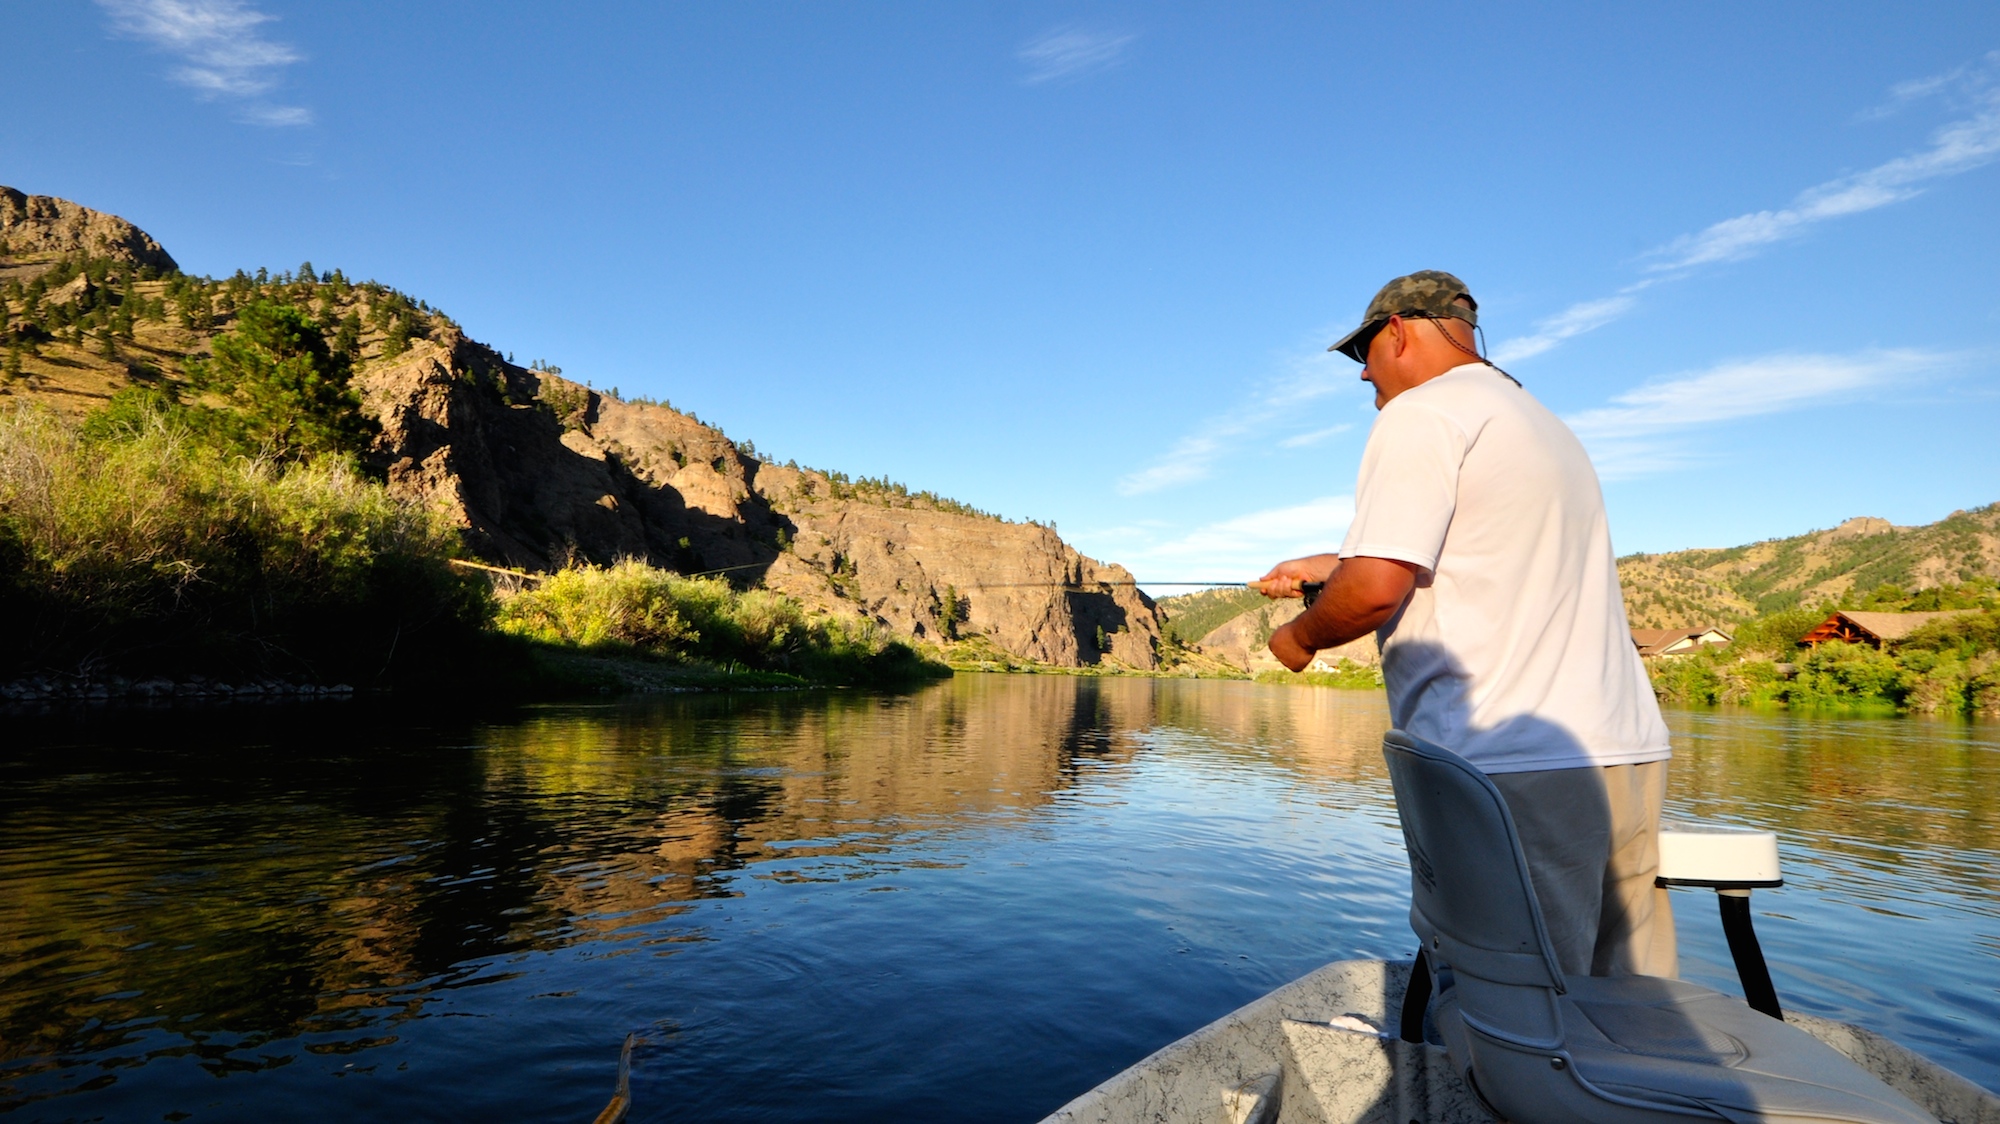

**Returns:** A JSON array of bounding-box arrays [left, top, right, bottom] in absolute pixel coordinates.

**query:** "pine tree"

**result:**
[[189, 299, 377, 460], [380, 314, 411, 360], [331, 312, 362, 360], [4, 345, 22, 381]]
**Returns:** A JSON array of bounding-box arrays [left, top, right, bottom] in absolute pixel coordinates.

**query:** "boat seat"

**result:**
[[1382, 730, 1935, 1124]]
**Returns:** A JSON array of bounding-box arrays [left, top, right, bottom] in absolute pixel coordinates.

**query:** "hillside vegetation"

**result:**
[[1157, 586, 1268, 645], [0, 259, 944, 691], [1619, 508, 2000, 628]]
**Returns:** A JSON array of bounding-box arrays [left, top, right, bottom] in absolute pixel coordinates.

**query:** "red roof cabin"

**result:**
[[1797, 610, 1975, 649]]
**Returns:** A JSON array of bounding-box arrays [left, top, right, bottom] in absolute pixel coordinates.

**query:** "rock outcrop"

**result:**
[[0, 187, 177, 273], [358, 330, 1162, 668]]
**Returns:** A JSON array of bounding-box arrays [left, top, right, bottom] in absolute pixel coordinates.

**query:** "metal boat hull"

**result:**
[[1040, 960, 1999, 1124]]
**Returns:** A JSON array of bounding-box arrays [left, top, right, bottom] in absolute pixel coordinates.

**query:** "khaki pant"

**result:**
[[1489, 760, 1677, 978]]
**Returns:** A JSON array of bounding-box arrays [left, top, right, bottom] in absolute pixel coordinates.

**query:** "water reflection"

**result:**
[[0, 680, 1993, 1121]]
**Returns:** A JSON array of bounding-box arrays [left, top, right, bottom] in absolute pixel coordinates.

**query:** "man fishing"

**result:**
[[1255, 271, 1676, 979]]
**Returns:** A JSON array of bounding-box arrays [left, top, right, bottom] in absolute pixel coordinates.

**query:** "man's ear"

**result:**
[[1384, 315, 1410, 356]]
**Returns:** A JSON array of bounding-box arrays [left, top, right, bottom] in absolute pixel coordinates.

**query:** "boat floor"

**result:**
[[1040, 960, 1999, 1124]]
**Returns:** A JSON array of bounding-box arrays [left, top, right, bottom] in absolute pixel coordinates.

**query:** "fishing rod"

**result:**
[[686, 563, 1322, 603], [459, 560, 1322, 605], [942, 578, 1326, 609]]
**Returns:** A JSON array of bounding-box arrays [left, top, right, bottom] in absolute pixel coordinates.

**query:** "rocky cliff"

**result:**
[[0, 188, 177, 274], [0, 187, 1163, 669]]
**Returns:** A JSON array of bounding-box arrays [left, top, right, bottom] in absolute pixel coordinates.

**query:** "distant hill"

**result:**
[[1619, 507, 2000, 628], [1157, 586, 1268, 646], [0, 186, 1163, 670], [1164, 505, 2000, 662]]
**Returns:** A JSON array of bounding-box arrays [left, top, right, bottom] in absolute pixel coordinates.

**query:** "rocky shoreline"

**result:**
[[0, 675, 359, 706]]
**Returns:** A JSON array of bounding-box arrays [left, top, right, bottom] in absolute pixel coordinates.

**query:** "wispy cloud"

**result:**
[[1490, 51, 2000, 364], [1084, 495, 1357, 586], [1566, 349, 1952, 479], [1856, 50, 1999, 121], [1018, 26, 1135, 85], [1490, 294, 1639, 364], [241, 104, 312, 127], [1116, 346, 1356, 495], [1647, 95, 2000, 272], [1278, 423, 1354, 449], [1117, 435, 1220, 495], [99, 0, 311, 125]]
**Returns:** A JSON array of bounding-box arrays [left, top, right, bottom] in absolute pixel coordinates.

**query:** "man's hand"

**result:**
[[1265, 556, 1419, 670], [1253, 554, 1340, 599], [1269, 620, 1316, 671]]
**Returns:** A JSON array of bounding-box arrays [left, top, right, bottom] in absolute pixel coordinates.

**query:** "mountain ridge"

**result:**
[[0, 187, 1162, 670], [1618, 507, 2000, 628]]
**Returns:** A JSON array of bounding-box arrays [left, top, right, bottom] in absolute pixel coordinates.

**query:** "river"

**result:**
[[2, 676, 1994, 1121]]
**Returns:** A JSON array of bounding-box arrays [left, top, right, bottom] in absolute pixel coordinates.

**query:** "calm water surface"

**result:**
[[2, 676, 1995, 1121]]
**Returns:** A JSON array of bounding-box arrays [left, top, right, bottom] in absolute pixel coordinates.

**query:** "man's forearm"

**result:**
[[1292, 568, 1401, 648], [1268, 556, 1417, 669]]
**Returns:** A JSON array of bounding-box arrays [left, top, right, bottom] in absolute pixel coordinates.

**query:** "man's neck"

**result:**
[[1378, 361, 1482, 406]]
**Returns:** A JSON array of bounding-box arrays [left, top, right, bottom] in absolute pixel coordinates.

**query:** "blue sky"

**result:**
[[7, 3, 1998, 582]]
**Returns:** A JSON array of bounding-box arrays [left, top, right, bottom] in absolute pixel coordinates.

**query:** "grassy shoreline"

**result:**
[[0, 391, 949, 700]]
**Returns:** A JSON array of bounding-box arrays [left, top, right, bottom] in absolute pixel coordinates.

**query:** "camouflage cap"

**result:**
[[1327, 270, 1478, 362]]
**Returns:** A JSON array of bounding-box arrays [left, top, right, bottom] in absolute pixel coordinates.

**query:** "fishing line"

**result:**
[[502, 560, 1300, 598], [686, 563, 1263, 591]]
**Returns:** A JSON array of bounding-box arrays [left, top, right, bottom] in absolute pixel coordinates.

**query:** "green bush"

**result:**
[[1713, 657, 1787, 707], [1784, 640, 1905, 709], [495, 561, 700, 651], [0, 402, 489, 685], [1648, 656, 1723, 706], [495, 560, 947, 687]]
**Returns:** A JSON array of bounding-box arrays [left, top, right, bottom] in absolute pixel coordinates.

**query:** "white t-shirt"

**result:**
[[1339, 364, 1670, 774]]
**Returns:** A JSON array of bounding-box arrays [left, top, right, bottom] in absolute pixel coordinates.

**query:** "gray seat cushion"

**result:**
[[1556, 974, 1935, 1124]]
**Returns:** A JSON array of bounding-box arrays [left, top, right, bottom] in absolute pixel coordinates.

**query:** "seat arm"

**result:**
[[1656, 822, 1782, 889], [1657, 823, 1786, 1020]]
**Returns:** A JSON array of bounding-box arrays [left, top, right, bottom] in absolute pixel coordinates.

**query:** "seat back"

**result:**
[[1382, 730, 1567, 1047], [1382, 732, 1941, 1124]]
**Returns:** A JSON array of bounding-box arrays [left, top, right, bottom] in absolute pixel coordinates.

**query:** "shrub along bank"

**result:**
[[1648, 607, 2000, 717], [0, 399, 496, 690], [495, 560, 947, 688]]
